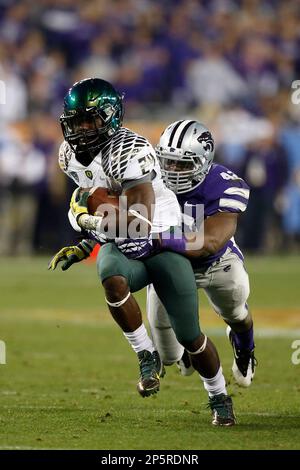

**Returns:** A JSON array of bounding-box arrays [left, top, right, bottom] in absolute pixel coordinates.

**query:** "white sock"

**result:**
[[200, 366, 227, 397], [123, 324, 155, 354]]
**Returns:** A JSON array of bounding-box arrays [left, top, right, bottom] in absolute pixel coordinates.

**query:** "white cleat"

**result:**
[[226, 326, 256, 387], [176, 349, 195, 376]]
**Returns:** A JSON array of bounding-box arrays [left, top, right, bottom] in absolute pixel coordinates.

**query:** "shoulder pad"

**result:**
[[204, 164, 250, 213], [101, 128, 155, 181]]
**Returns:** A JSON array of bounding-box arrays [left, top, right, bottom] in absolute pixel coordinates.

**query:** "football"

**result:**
[[86, 187, 120, 216]]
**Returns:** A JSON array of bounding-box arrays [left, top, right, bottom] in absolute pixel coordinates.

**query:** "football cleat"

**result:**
[[176, 349, 195, 376], [137, 350, 165, 398], [208, 394, 236, 426], [226, 326, 257, 387]]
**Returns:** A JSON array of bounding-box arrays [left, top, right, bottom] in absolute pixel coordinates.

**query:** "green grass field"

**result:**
[[0, 256, 300, 450]]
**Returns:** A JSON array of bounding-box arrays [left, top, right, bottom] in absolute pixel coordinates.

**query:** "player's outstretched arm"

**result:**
[[161, 212, 238, 259], [48, 239, 96, 271], [185, 212, 238, 258]]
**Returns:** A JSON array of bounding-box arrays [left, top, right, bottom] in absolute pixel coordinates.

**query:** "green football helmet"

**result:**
[[60, 78, 124, 162]]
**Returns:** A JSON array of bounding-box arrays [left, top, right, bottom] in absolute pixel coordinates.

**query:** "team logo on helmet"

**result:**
[[197, 131, 214, 153]]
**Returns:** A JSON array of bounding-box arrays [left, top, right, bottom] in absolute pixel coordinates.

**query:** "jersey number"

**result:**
[[139, 154, 155, 175], [220, 170, 239, 181]]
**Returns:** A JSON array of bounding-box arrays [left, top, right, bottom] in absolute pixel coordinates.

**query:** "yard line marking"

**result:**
[[0, 405, 99, 410], [205, 327, 300, 338], [0, 446, 66, 450], [238, 412, 300, 417]]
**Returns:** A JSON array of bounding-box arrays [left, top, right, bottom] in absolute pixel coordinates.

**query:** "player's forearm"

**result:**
[[78, 210, 151, 239], [159, 233, 217, 259], [160, 215, 237, 258], [184, 232, 224, 258], [124, 181, 154, 237], [78, 214, 103, 233], [185, 213, 238, 258]]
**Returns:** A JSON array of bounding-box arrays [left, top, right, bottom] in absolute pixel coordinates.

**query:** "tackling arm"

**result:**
[[160, 212, 238, 259], [184, 212, 238, 258]]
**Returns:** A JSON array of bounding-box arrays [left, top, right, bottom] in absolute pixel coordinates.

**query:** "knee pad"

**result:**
[[223, 280, 250, 323], [224, 303, 249, 323], [209, 276, 250, 324]]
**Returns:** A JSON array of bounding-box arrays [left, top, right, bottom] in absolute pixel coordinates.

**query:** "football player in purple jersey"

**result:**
[[148, 120, 256, 387]]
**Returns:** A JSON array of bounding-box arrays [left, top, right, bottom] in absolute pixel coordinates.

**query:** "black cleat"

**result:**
[[137, 350, 164, 398], [208, 394, 236, 426], [227, 326, 257, 387]]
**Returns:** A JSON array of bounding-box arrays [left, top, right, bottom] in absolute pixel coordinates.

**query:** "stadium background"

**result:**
[[0, 0, 300, 450]]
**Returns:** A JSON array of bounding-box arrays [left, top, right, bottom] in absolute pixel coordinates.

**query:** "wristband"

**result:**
[[78, 239, 96, 256], [78, 213, 103, 233]]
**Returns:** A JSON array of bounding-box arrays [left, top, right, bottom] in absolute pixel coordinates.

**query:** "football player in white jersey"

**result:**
[[49, 78, 236, 425], [147, 120, 256, 388]]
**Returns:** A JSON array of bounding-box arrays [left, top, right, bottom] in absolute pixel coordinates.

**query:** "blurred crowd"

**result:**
[[1, 0, 300, 256]]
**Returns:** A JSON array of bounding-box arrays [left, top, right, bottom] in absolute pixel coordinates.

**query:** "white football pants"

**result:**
[[147, 250, 250, 365]]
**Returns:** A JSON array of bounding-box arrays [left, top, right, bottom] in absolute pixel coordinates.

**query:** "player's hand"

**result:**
[[48, 241, 93, 271], [70, 188, 90, 222]]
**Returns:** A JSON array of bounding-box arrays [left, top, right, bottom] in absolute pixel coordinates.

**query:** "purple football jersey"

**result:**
[[177, 164, 250, 268]]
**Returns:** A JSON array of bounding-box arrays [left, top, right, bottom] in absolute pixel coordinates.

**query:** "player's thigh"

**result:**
[[144, 251, 200, 343], [204, 254, 250, 323], [97, 243, 149, 292], [147, 285, 183, 364]]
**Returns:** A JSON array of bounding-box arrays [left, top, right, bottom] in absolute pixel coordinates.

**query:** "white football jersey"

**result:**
[[59, 127, 181, 238]]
